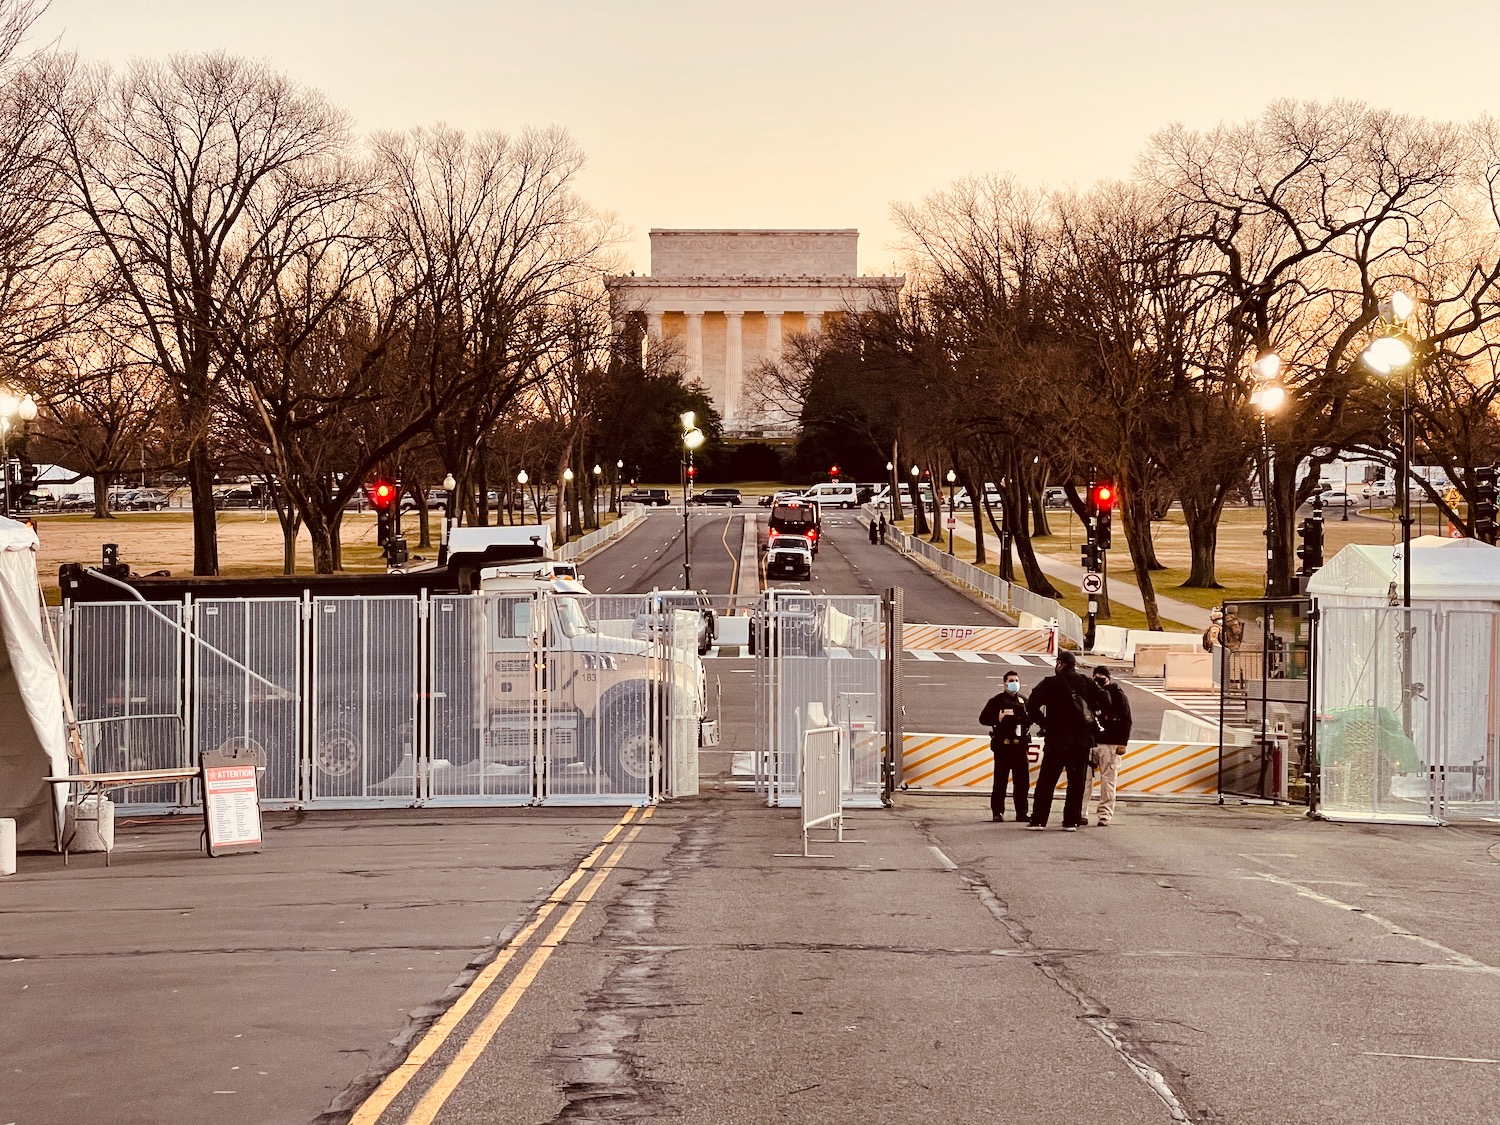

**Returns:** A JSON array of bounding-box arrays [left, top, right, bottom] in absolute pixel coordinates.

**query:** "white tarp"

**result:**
[[0, 517, 70, 850], [1307, 535, 1500, 605]]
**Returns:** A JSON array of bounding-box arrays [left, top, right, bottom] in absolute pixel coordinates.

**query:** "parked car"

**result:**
[[1361, 482, 1394, 500], [118, 488, 170, 511], [1043, 487, 1070, 509], [766, 534, 813, 581], [1319, 490, 1355, 508], [758, 489, 804, 508], [623, 488, 671, 507], [691, 488, 742, 506], [215, 484, 269, 509], [632, 589, 715, 655]]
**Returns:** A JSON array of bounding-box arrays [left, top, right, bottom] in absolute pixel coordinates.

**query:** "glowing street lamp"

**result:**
[[1250, 352, 1289, 595], [1362, 291, 1417, 609]]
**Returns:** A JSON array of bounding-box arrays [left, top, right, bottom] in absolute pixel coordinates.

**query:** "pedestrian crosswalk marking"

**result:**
[[912, 650, 943, 662], [998, 653, 1032, 665], [955, 651, 988, 663]]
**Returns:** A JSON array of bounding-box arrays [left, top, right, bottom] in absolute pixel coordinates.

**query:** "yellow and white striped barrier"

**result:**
[[901, 624, 1056, 654], [900, 734, 1219, 796]]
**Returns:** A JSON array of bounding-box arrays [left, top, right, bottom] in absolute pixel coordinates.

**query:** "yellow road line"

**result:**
[[349, 808, 643, 1125], [723, 513, 740, 596], [403, 812, 652, 1123]]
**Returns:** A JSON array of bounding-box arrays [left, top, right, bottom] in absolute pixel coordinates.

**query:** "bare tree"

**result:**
[[40, 50, 356, 574]]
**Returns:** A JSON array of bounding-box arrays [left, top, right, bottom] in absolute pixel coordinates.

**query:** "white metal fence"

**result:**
[[867, 507, 1085, 647], [755, 591, 885, 808], [63, 590, 702, 811], [557, 503, 646, 561]]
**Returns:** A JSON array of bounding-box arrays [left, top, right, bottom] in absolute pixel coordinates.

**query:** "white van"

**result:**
[[799, 482, 859, 509]]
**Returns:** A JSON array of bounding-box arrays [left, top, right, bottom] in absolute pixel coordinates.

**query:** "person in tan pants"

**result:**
[[1090, 666, 1132, 826]]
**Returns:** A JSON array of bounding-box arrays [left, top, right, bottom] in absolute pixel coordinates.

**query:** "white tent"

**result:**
[[1308, 536, 1500, 820], [0, 517, 70, 850], [1307, 535, 1500, 606]]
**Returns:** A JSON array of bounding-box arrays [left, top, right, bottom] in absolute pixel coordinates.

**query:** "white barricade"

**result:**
[[779, 727, 844, 858]]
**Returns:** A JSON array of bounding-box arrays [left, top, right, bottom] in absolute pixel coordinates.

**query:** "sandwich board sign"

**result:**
[[200, 742, 266, 857]]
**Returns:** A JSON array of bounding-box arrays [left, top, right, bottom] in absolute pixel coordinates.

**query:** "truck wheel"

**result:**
[[315, 727, 361, 781], [599, 696, 661, 788]]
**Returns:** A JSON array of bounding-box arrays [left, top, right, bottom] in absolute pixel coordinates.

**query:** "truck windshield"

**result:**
[[554, 597, 594, 638]]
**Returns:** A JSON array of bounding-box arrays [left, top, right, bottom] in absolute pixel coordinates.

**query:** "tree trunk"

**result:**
[[907, 479, 929, 536], [1121, 481, 1162, 630], [959, 468, 985, 565], [1029, 483, 1050, 538], [92, 472, 116, 519], [927, 464, 944, 544], [1002, 478, 1060, 598], [186, 450, 220, 575], [1180, 489, 1226, 588], [307, 508, 339, 574], [983, 492, 1013, 582], [278, 508, 301, 574]]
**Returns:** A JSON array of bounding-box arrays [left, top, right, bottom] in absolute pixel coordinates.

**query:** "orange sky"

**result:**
[[34, 0, 1500, 275]]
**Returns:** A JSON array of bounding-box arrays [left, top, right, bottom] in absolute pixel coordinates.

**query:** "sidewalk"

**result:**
[[940, 512, 1213, 631]]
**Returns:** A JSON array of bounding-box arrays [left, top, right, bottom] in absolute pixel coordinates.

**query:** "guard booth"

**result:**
[[1308, 537, 1500, 823], [1217, 596, 1314, 804]]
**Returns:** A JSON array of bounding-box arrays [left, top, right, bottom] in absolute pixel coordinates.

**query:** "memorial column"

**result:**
[[765, 311, 783, 366], [805, 311, 823, 335], [724, 310, 744, 426], [685, 312, 703, 381]]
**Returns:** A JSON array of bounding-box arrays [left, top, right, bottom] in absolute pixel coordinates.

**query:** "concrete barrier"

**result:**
[[902, 733, 1219, 796], [1165, 651, 1215, 690], [0, 817, 14, 876]]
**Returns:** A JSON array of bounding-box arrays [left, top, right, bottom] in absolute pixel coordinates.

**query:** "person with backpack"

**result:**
[[978, 670, 1031, 822], [1024, 649, 1107, 831], [1089, 665, 1133, 826]]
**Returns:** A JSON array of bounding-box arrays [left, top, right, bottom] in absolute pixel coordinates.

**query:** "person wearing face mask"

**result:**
[[1089, 665, 1132, 826], [978, 670, 1031, 822]]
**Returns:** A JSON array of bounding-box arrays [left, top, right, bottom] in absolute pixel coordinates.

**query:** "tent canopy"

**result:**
[[1307, 536, 1500, 603], [0, 515, 71, 851]]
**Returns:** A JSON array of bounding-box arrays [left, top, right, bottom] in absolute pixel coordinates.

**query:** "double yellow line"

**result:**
[[351, 807, 653, 1125]]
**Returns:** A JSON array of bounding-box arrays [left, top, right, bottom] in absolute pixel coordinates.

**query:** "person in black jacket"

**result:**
[[1024, 649, 1107, 831], [1089, 665, 1133, 825], [978, 670, 1031, 822]]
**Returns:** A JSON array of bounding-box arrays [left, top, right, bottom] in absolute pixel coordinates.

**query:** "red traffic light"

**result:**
[[368, 479, 398, 511], [1091, 482, 1116, 511], [830, 465, 840, 478], [686, 465, 696, 478]]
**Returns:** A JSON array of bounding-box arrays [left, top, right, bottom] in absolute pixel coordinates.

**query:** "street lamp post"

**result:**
[[681, 411, 705, 588], [1249, 353, 1288, 596], [592, 464, 602, 529], [945, 468, 957, 554], [562, 467, 574, 539], [1362, 292, 1417, 609], [614, 459, 623, 514], [909, 464, 920, 529], [0, 391, 37, 517], [438, 472, 457, 562]]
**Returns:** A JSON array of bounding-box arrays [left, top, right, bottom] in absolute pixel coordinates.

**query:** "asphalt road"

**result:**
[[12, 795, 1500, 1125], [578, 506, 1172, 741]]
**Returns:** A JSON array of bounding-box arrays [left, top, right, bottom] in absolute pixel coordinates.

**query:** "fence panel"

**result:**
[[1315, 605, 1436, 822], [191, 598, 302, 803], [1434, 609, 1499, 819], [70, 600, 187, 808], [757, 593, 884, 808], [428, 593, 538, 803], [310, 597, 419, 803]]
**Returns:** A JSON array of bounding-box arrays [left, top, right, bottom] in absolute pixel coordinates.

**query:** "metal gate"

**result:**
[[1216, 597, 1313, 804], [61, 590, 703, 810], [754, 590, 888, 808]]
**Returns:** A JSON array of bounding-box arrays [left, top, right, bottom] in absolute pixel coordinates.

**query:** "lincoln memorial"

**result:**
[[606, 230, 904, 435]]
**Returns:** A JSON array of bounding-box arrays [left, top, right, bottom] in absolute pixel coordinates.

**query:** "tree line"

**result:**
[[0, 2, 717, 574], [759, 101, 1500, 624]]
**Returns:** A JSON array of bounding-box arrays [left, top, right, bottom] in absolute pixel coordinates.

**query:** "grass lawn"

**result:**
[[892, 496, 1438, 631]]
